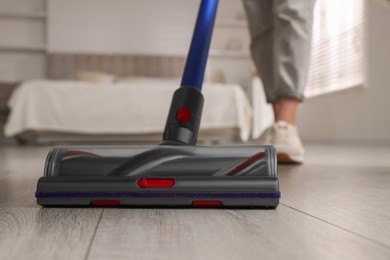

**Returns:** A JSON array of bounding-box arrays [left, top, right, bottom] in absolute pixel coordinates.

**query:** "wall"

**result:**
[[48, 0, 248, 55], [298, 1, 390, 143], [0, 0, 46, 144], [0, 0, 46, 82], [48, 0, 197, 55], [48, 0, 252, 87]]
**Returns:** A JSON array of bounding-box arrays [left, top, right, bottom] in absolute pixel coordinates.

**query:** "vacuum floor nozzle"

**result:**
[[36, 145, 280, 208]]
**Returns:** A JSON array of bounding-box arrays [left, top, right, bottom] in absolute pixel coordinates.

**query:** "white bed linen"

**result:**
[[5, 80, 252, 142]]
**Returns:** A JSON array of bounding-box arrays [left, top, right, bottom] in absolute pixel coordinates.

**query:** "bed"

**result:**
[[4, 53, 259, 144], [4, 79, 252, 144]]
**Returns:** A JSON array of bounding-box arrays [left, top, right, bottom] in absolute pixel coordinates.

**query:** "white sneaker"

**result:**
[[256, 121, 305, 164]]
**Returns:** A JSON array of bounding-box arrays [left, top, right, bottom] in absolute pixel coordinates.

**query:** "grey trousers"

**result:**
[[242, 0, 316, 103]]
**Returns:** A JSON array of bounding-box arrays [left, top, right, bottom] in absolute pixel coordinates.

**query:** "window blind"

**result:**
[[305, 0, 365, 97]]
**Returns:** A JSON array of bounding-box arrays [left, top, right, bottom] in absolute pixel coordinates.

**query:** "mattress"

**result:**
[[4, 80, 252, 142]]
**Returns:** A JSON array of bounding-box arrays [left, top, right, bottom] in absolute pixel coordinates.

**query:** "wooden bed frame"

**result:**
[[47, 53, 186, 79]]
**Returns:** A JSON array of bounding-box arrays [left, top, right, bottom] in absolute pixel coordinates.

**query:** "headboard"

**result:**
[[47, 53, 186, 79]]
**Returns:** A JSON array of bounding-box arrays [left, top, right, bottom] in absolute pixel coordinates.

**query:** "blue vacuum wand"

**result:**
[[181, 0, 219, 90], [162, 0, 219, 145]]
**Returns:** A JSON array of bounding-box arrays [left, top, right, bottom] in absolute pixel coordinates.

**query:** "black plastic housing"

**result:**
[[162, 87, 204, 145]]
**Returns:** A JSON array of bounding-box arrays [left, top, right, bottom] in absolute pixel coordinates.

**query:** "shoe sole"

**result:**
[[277, 153, 304, 164]]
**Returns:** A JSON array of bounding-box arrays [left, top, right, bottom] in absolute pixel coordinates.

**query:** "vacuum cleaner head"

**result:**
[[36, 145, 279, 208]]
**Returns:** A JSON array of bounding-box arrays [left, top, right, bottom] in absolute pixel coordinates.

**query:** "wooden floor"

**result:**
[[1, 143, 390, 260]]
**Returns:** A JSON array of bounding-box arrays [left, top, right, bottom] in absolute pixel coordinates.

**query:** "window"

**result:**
[[305, 0, 365, 97]]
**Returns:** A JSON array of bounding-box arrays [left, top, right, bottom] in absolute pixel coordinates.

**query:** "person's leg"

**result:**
[[242, 0, 315, 124], [272, 98, 298, 125], [242, 0, 274, 107], [272, 0, 316, 124], [243, 0, 316, 163]]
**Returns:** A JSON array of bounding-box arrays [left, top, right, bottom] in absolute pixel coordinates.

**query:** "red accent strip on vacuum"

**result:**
[[227, 152, 266, 176], [136, 178, 175, 188], [192, 201, 222, 207], [91, 200, 121, 207]]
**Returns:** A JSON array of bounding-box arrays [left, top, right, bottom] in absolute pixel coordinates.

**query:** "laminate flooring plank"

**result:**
[[303, 143, 390, 168], [87, 207, 390, 260], [0, 146, 50, 174], [278, 163, 390, 247], [0, 147, 103, 260], [0, 207, 102, 260], [0, 146, 53, 208], [0, 159, 45, 208]]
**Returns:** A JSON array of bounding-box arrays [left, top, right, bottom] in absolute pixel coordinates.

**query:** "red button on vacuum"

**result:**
[[91, 200, 121, 207], [192, 201, 222, 207], [136, 178, 175, 188], [176, 107, 191, 123]]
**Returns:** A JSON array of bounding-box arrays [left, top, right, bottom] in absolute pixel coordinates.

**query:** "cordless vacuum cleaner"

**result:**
[[35, 0, 280, 208]]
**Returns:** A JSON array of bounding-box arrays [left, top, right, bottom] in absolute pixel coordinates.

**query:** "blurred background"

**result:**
[[0, 0, 389, 146]]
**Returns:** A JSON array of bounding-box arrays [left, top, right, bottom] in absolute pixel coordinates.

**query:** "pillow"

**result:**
[[115, 76, 180, 85], [76, 71, 116, 84]]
